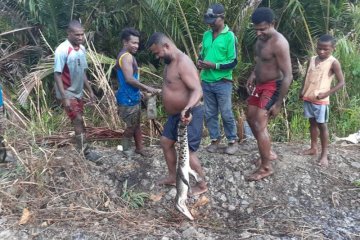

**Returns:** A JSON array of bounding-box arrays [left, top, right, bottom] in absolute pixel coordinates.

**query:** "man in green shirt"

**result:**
[[198, 3, 239, 154]]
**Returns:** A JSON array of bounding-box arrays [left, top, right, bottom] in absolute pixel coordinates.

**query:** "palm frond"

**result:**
[[0, 26, 35, 37], [17, 56, 53, 105], [0, 46, 42, 63]]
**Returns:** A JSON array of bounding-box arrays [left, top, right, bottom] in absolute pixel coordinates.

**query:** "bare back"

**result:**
[[254, 31, 290, 84], [162, 52, 202, 115]]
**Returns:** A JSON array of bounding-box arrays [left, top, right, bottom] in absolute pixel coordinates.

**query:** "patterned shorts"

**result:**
[[118, 104, 141, 127], [65, 98, 84, 121]]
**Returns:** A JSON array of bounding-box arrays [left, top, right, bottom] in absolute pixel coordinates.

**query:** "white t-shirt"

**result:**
[[53, 40, 88, 99]]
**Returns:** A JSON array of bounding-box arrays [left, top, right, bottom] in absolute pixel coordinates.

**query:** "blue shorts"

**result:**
[[304, 101, 329, 123], [162, 105, 203, 152]]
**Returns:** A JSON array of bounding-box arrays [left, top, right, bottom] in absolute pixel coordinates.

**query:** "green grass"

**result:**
[[329, 97, 360, 137], [353, 179, 360, 187], [0, 163, 26, 181], [27, 109, 67, 136], [121, 180, 149, 209]]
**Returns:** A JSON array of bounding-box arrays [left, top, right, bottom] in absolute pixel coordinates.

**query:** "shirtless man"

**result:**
[[246, 7, 293, 181], [147, 32, 208, 195]]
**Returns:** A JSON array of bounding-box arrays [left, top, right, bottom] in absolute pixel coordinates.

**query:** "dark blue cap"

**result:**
[[204, 3, 225, 24]]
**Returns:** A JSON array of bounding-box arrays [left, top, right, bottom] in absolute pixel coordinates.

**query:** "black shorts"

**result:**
[[162, 105, 203, 152]]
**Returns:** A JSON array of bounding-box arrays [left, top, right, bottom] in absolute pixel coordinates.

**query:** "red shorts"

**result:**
[[247, 80, 280, 110], [65, 99, 84, 121]]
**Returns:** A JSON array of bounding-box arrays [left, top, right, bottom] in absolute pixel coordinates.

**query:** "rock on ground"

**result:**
[[0, 140, 359, 239]]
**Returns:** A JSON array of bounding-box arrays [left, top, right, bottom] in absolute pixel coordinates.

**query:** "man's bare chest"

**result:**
[[164, 66, 181, 85], [255, 42, 274, 62]]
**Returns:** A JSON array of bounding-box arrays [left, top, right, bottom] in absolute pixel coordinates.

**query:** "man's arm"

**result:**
[[54, 72, 66, 99], [53, 48, 67, 100], [179, 58, 203, 124], [246, 45, 258, 95], [268, 38, 293, 117], [197, 34, 206, 69], [216, 32, 238, 70], [54, 48, 72, 110], [121, 54, 159, 94], [199, 32, 238, 70], [54, 72, 71, 111], [246, 70, 256, 95], [299, 58, 310, 99], [317, 60, 345, 99]]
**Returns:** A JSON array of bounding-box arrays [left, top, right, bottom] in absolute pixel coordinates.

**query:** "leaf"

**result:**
[[149, 193, 164, 202], [190, 208, 198, 217], [104, 199, 110, 208], [18, 208, 31, 225], [40, 221, 48, 227], [353, 179, 360, 187], [192, 196, 210, 209]]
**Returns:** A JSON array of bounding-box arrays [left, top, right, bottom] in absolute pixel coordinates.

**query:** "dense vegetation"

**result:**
[[1, 0, 359, 141]]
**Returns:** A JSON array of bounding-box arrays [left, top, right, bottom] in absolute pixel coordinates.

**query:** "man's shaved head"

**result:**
[[146, 32, 171, 48], [67, 20, 83, 32]]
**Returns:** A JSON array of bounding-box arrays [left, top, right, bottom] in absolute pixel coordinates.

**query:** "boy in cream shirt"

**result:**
[[300, 34, 345, 167]]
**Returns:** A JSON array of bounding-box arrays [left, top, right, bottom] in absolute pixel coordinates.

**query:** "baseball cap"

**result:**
[[204, 3, 225, 24]]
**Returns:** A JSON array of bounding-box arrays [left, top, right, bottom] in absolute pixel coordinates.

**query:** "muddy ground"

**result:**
[[0, 137, 359, 240]]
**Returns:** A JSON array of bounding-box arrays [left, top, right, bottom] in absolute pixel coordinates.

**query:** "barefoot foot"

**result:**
[[135, 148, 153, 157], [157, 176, 176, 186], [251, 151, 278, 167], [318, 156, 329, 167], [301, 148, 318, 155], [189, 181, 208, 196], [246, 167, 274, 181]]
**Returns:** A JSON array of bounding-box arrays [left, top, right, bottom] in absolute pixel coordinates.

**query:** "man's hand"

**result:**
[[198, 60, 215, 69], [180, 108, 192, 125], [154, 88, 162, 95], [246, 77, 255, 95], [146, 86, 162, 95], [197, 60, 203, 70], [316, 92, 328, 100], [267, 103, 281, 118], [62, 98, 71, 112]]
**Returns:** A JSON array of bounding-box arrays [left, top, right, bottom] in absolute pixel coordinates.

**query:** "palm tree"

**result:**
[[1, 0, 359, 136]]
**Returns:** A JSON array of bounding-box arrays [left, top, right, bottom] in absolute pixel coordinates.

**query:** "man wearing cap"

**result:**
[[198, 3, 239, 155]]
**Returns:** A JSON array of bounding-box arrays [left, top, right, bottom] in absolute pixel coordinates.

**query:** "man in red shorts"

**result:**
[[246, 7, 292, 180], [54, 20, 99, 161]]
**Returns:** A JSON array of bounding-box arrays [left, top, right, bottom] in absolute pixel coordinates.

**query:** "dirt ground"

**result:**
[[0, 137, 359, 240]]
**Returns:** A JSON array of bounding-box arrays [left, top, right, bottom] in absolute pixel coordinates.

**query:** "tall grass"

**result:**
[[3, 1, 360, 145], [330, 97, 360, 137], [329, 34, 360, 137]]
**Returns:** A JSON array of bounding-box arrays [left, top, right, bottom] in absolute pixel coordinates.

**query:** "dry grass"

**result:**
[[0, 129, 166, 237]]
